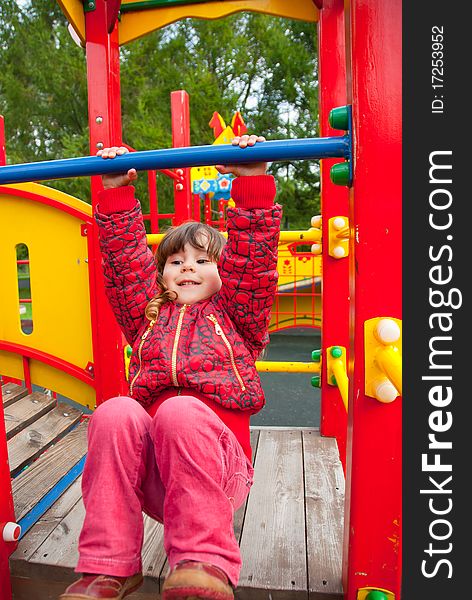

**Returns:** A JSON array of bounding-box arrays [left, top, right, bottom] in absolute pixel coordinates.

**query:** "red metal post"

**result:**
[[342, 0, 402, 597], [171, 91, 192, 225], [318, 0, 349, 469], [0, 388, 16, 600], [148, 170, 159, 234], [84, 0, 128, 404], [22, 357, 32, 393], [217, 199, 225, 230], [193, 193, 201, 222], [204, 195, 211, 226]]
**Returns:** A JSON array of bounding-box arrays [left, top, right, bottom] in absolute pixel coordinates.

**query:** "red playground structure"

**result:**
[[0, 1, 401, 599]]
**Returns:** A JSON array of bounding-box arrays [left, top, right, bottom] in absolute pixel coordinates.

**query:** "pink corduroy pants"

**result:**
[[76, 395, 254, 586]]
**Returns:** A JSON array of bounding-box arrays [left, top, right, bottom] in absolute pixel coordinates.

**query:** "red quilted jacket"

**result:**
[[96, 176, 281, 455]]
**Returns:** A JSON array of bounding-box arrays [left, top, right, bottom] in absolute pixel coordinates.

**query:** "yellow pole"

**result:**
[[147, 229, 321, 246], [331, 358, 349, 411], [255, 361, 320, 373], [376, 347, 402, 395]]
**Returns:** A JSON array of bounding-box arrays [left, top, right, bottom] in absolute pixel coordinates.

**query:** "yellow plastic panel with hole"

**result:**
[[0, 183, 94, 407]]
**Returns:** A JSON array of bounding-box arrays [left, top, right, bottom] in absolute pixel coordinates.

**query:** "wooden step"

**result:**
[[8, 401, 82, 476], [4, 391, 56, 440], [2, 382, 29, 408], [13, 420, 88, 521]]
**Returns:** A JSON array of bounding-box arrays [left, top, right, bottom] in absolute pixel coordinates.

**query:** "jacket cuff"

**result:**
[[231, 175, 276, 209], [97, 186, 137, 215]]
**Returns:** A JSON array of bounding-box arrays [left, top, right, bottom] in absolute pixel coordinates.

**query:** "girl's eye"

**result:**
[[170, 260, 182, 265], [197, 258, 210, 264]]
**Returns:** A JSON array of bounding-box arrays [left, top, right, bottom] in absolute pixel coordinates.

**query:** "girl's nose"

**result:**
[[181, 263, 195, 272]]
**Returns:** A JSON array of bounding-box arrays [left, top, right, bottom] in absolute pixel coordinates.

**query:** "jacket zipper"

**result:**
[[171, 304, 188, 386], [129, 319, 156, 396], [206, 314, 246, 391]]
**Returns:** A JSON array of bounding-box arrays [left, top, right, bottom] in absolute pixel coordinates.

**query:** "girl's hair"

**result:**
[[145, 221, 226, 320]]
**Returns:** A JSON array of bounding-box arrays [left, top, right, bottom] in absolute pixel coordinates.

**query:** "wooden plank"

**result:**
[[238, 429, 307, 600], [2, 382, 28, 408], [23, 504, 164, 590], [5, 391, 56, 439], [14, 493, 164, 590], [234, 429, 260, 542], [12, 490, 164, 596], [142, 514, 166, 578], [11, 576, 160, 600], [7, 402, 82, 476], [140, 514, 165, 594], [303, 432, 344, 600], [12, 420, 88, 520], [11, 496, 87, 588], [12, 576, 80, 600], [11, 477, 83, 564], [27, 495, 85, 571], [250, 426, 320, 432]]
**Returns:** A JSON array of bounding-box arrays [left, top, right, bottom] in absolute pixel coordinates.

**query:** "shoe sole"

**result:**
[[163, 587, 233, 600], [59, 575, 143, 600]]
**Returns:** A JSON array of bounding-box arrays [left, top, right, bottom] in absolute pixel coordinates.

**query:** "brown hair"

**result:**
[[145, 221, 226, 320]]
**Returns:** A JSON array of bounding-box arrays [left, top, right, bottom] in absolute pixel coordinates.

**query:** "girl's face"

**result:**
[[162, 241, 222, 305]]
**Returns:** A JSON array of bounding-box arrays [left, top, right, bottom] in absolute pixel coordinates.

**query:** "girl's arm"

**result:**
[[215, 175, 282, 359], [95, 186, 158, 344]]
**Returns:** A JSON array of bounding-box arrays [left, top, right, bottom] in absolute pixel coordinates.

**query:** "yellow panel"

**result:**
[[0, 185, 94, 406], [29, 360, 96, 410], [57, 0, 86, 45], [0, 350, 24, 381], [120, 0, 318, 45], [5, 183, 92, 217], [269, 293, 321, 331]]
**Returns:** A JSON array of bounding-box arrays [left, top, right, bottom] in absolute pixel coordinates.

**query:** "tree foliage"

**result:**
[[0, 1, 319, 227]]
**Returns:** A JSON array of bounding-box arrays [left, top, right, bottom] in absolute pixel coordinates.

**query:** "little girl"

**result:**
[[60, 135, 282, 600]]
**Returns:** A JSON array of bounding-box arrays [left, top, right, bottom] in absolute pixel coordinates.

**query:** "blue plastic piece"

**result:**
[[0, 136, 351, 185], [17, 455, 86, 539]]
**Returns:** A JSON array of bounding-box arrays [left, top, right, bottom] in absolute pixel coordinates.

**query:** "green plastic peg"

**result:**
[[311, 375, 321, 388], [365, 591, 388, 600], [330, 346, 343, 358], [330, 162, 351, 186], [312, 349, 322, 362], [126, 345, 132, 358], [331, 375, 337, 386], [329, 106, 350, 131]]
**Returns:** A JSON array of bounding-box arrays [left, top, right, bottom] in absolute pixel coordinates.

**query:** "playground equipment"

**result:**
[[0, 136, 350, 185], [0, 1, 401, 599]]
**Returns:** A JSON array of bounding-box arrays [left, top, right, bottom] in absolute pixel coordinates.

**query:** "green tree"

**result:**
[[0, 2, 319, 228], [0, 0, 90, 199]]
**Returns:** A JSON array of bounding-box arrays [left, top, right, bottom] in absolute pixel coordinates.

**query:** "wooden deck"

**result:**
[[4, 383, 345, 600]]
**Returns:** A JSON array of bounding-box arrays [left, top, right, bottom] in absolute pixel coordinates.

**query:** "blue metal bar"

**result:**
[[0, 136, 350, 185], [17, 455, 86, 539]]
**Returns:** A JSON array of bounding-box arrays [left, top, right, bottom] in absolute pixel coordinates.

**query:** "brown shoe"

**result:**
[[162, 561, 234, 600], [59, 572, 143, 599]]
